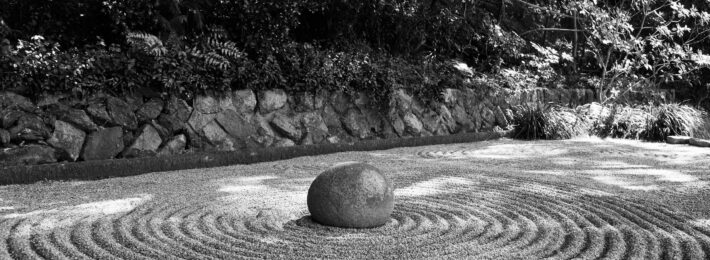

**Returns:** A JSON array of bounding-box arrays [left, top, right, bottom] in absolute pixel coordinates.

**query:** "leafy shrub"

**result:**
[[512, 103, 587, 140]]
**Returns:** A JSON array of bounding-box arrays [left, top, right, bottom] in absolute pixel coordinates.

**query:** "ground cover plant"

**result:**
[[0, 138, 709, 258]]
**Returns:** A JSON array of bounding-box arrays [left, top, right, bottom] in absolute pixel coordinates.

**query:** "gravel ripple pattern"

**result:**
[[1, 138, 709, 259]]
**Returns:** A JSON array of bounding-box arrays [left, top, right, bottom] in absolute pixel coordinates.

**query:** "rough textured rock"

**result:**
[[82, 127, 124, 161], [330, 91, 352, 114], [195, 94, 232, 114], [47, 120, 86, 161], [480, 106, 496, 129], [494, 106, 509, 128], [136, 98, 164, 123], [106, 97, 138, 130], [123, 124, 162, 158], [0, 129, 10, 145], [321, 105, 342, 129], [157, 96, 192, 134], [341, 109, 368, 139], [438, 105, 458, 133], [50, 105, 99, 132], [157, 134, 187, 156], [86, 100, 112, 125], [450, 104, 473, 130], [232, 89, 257, 113], [271, 114, 302, 141], [165, 96, 192, 121], [0, 145, 57, 166], [391, 89, 412, 112], [8, 114, 51, 141], [258, 89, 288, 113], [402, 112, 423, 135], [216, 109, 255, 139], [307, 162, 394, 228], [301, 112, 329, 144], [442, 88, 460, 106], [187, 110, 217, 132], [293, 92, 316, 112], [389, 113, 406, 137], [666, 135, 691, 144], [202, 120, 237, 151], [0, 92, 34, 111], [419, 110, 441, 134], [689, 138, 710, 147], [1, 109, 25, 129]]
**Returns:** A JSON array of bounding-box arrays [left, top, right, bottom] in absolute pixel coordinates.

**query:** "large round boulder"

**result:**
[[307, 162, 394, 228]]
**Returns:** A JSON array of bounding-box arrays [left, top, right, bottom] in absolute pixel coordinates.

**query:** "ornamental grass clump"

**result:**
[[593, 105, 655, 140], [512, 103, 588, 140], [646, 103, 709, 141]]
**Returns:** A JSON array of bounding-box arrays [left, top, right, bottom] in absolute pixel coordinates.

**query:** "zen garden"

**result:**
[[2, 0, 710, 259]]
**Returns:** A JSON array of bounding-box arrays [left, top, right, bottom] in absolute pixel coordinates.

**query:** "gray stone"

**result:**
[[232, 89, 257, 113], [165, 96, 192, 121], [442, 88, 460, 106], [47, 120, 86, 161], [307, 162, 394, 228], [341, 109, 368, 139], [157, 113, 184, 134], [301, 112, 329, 144], [419, 110, 440, 134], [8, 114, 51, 141], [81, 127, 124, 161], [0, 145, 57, 166], [250, 135, 274, 148], [136, 98, 164, 123], [402, 112, 423, 135], [216, 109, 256, 139], [86, 101, 112, 125], [254, 114, 276, 137], [157, 134, 187, 156], [0, 92, 34, 111], [314, 90, 327, 110], [1, 109, 25, 129], [450, 104, 473, 132], [273, 138, 296, 147], [666, 135, 691, 144], [124, 124, 162, 157], [353, 92, 370, 112], [293, 92, 316, 112], [481, 107, 496, 127], [187, 110, 217, 132], [0, 129, 9, 145], [258, 89, 288, 113], [391, 89, 412, 112], [438, 105, 458, 133], [389, 113, 406, 137], [271, 114, 302, 141], [493, 106, 509, 127], [689, 138, 710, 147], [202, 120, 237, 151], [322, 105, 341, 129], [330, 91, 352, 114], [148, 120, 171, 140], [195, 93, 232, 114], [61, 108, 99, 132], [36, 93, 68, 107], [106, 96, 138, 130]]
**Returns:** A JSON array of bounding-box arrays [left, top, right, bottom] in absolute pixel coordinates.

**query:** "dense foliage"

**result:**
[[1, 0, 709, 109]]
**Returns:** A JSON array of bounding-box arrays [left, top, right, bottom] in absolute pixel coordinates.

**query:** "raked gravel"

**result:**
[[1, 137, 709, 259]]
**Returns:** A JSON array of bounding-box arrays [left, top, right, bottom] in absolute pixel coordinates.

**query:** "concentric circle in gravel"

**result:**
[[2, 175, 709, 259]]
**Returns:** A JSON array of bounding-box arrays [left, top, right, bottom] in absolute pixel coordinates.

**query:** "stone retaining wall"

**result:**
[[0, 87, 597, 167]]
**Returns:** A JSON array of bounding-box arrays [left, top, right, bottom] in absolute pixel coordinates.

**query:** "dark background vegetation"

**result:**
[[1, 0, 709, 110]]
